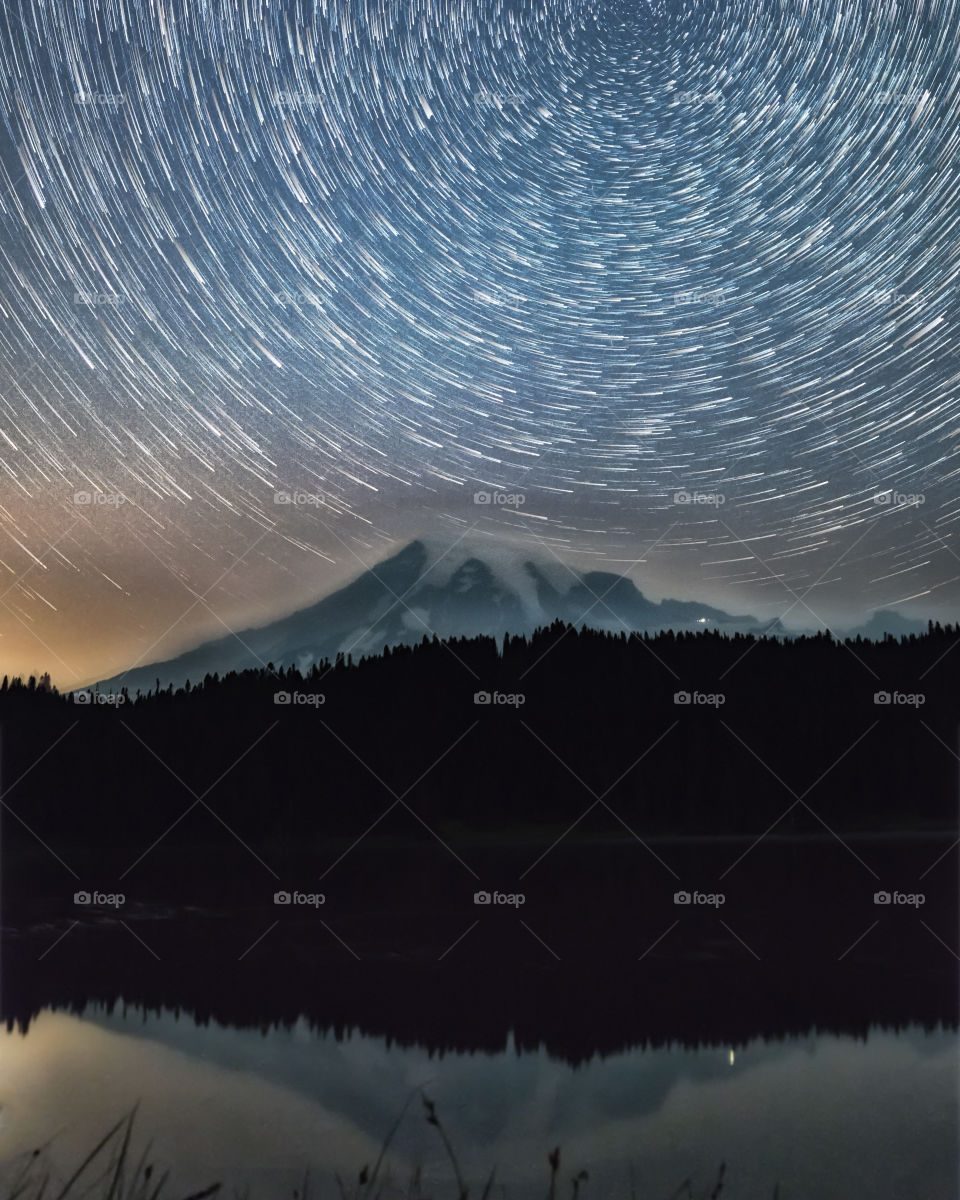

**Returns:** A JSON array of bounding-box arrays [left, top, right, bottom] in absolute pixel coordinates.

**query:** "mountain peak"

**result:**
[[92, 537, 775, 694]]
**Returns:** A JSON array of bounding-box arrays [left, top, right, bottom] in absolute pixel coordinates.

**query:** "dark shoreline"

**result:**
[[5, 945, 956, 1063]]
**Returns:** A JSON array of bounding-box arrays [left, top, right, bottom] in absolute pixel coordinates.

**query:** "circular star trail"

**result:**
[[0, 0, 958, 677]]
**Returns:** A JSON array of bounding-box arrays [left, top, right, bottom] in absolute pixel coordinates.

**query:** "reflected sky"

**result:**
[[0, 1007, 956, 1199]]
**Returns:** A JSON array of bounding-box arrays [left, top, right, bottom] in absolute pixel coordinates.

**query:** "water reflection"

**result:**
[[1, 1007, 956, 1200]]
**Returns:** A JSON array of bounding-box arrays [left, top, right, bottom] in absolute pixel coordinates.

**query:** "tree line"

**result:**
[[1, 621, 957, 850]]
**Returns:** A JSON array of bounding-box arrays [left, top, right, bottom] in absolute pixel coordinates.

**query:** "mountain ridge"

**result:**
[[89, 538, 924, 694]]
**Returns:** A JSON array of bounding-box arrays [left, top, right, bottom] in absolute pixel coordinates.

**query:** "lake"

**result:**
[[2, 834, 958, 1197], [1, 1007, 957, 1199]]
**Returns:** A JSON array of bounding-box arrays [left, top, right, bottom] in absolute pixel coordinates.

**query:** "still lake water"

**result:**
[[2, 834, 958, 1197], [1, 1008, 958, 1200]]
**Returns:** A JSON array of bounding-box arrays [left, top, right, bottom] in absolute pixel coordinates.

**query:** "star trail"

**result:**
[[0, 0, 958, 683]]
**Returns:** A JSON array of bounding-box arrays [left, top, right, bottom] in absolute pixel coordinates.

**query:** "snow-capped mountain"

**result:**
[[92, 536, 782, 694]]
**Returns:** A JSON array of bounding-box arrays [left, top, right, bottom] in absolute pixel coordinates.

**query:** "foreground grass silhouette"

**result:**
[[1, 1097, 782, 1200]]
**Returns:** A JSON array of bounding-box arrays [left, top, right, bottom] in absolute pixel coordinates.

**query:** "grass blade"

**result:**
[[104, 1106, 138, 1200], [178, 1184, 221, 1200], [361, 1088, 420, 1200], [480, 1167, 497, 1200], [52, 1115, 128, 1200]]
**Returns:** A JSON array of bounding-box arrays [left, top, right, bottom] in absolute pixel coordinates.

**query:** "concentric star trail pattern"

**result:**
[[0, 0, 958, 680]]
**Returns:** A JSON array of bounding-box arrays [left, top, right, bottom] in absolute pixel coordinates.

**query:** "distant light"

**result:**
[[697, 617, 707, 623], [729, 1049, 735, 1065]]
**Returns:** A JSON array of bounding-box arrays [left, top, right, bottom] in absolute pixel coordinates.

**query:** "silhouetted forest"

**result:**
[[1, 621, 957, 848], [4, 623, 957, 1052]]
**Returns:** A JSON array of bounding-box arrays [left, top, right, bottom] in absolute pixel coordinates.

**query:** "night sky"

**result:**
[[0, 0, 958, 685]]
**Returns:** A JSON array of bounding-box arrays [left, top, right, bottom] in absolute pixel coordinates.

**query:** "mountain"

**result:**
[[845, 609, 930, 641], [91, 537, 782, 695]]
